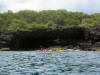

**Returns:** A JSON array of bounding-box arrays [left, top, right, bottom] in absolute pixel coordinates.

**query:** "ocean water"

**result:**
[[0, 50, 100, 75]]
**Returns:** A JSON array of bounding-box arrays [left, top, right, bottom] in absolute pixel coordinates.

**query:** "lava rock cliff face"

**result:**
[[0, 26, 100, 51]]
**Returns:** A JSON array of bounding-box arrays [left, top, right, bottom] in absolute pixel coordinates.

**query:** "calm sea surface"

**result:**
[[0, 50, 100, 75]]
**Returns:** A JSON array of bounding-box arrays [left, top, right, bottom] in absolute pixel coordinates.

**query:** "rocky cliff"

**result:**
[[0, 26, 100, 51]]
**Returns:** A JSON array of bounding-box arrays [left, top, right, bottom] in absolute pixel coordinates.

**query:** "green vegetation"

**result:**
[[0, 10, 100, 31]]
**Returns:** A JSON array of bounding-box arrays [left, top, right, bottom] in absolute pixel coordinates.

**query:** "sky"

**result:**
[[0, 0, 100, 14]]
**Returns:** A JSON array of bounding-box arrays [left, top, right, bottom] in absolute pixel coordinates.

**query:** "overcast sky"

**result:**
[[0, 0, 100, 14]]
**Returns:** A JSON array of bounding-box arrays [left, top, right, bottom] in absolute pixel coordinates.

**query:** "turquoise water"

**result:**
[[0, 50, 100, 75]]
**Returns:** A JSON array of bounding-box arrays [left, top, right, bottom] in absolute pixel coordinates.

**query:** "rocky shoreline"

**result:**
[[0, 26, 100, 51]]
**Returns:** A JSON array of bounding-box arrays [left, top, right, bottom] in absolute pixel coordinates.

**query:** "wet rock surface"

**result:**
[[0, 26, 100, 51]]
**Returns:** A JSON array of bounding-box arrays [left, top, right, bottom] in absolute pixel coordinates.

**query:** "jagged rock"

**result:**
[[0, 26, 100, 51], [93, 42, 100, 47]]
